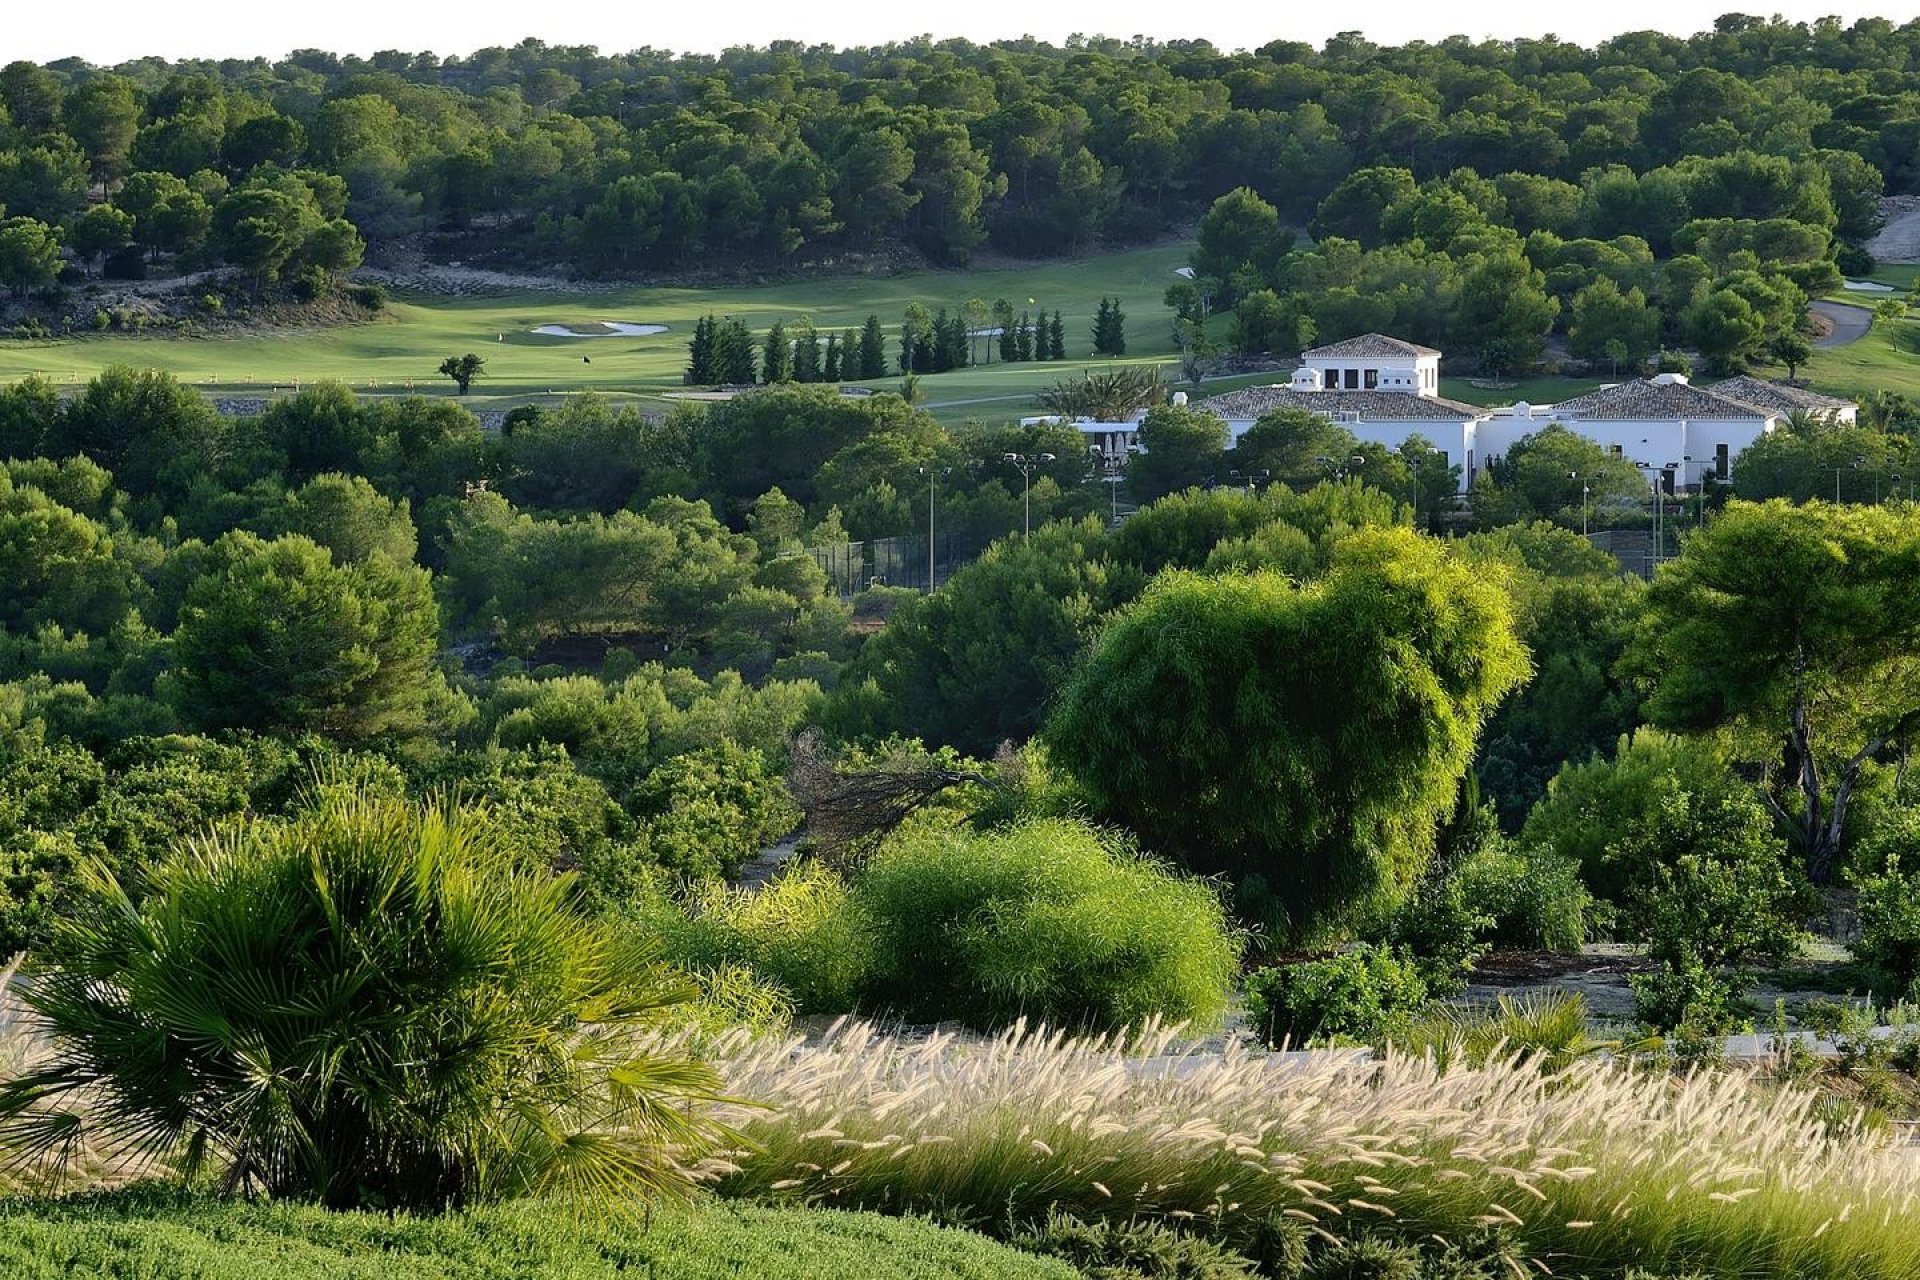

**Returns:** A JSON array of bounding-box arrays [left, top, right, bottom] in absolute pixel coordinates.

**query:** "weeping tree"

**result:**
[[1045, 528, 1529, 942], [1635, 499, 1920, 883]]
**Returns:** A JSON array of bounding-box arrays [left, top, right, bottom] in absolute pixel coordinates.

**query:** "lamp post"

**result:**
[[1568, 470, 1590, 537], [1403, 442, 1431, 530], [1004, 452, 1055, 539], [919, 464, 950, 591], [1317, 453, 1368, 482], [1229, 468, 1271, 495], [1638, 464, 1663, 570]]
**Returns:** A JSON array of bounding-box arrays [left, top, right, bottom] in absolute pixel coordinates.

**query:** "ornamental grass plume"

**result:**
[[690, 1020, 1920, 1278]]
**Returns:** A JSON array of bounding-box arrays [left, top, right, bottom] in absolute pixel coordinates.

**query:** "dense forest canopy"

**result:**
[[1, 15, 1918, 286]]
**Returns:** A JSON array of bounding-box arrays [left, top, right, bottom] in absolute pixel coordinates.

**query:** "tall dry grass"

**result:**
[[694, 1020, 1920, 1278]]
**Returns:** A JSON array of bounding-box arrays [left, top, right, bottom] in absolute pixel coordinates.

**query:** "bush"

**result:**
[[646, 861, 873, 1014], [1852, 859, 1920, 999], [1631, 963, 1742, 1036], [858, 818, 1240, 1031], [1011, 1212, 1260, 1279], [348, 282, 387, 311], [628, 741, 800, 881], [1372, 869, 1486, 998], [0, 1191, 1078, 1279], [1303, 1238, 1423, 1280], [1520, 729, 1735, 904], [0, 789, 727, 1209], [1836, 242, 1875, 277], [1453, 841, 1589, 951], [1245, 945, 1429, 1046]]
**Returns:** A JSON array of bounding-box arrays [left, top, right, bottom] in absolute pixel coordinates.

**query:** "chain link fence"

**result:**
[[807, 533, 983, 598]]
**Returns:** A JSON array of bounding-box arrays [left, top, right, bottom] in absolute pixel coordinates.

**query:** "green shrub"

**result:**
[[1631, 963, 1742, 1036], [0, 789, 727, 1209], [1245, 945, 1429, 1046], [1372, 869, 1487, 998], [1453, 841, 1589, 951], [1010, 1212, 1260, 1279], [650, 862, 873, 1014], [1622, 789, 1809, 974], [628, 741, 799, 881], [1854, 861, 1920, 998], [0, 1191, 1078, 1279], [1303, 1238, 1423, 1280], [858, 818, 1239, 1031]]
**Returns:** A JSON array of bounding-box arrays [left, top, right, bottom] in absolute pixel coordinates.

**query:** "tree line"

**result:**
[[4, 18, 1920, 283], [683, 299, 1121, 386], [1176, 150, 1839, 379]]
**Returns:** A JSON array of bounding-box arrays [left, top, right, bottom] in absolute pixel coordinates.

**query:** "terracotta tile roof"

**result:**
[[1547, 378, 1770, 421], [1203, 386, 1486, 422], [1707, 376, 1857, 416], [1301, 333, 1443, 359]]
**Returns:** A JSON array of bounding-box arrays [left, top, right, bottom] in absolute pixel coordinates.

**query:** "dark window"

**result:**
[[1364, 368, 1379, 389], [1716, 443, 1729, 478], [1344, 368, 1360, 389]]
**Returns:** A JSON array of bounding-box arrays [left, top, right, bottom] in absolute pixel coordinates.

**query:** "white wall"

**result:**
[[1301, 353, 1439, 397], [1475, 411, 1775, 489]]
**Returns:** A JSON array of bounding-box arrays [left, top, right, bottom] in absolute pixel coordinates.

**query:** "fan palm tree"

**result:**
[[0, 789, 732, 1209]]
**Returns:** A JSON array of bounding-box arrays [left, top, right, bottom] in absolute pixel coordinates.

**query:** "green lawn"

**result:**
[[0, 1190, 1077, 1279], [0, 244, 1197, 428], [1805, 311, 1920, 400]]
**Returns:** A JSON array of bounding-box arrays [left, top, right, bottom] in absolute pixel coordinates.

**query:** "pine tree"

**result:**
[[859, 314, 887, 379], [763, 320, 793, 384], [792, 322, 821, 383], [1015, 312, 1034, 362], [995, 299, 1017, 363], [1048, 310, 1067, 360], [823, 333, 842, 382], [685, 314, 717, 385], [1092, 297, 1112, 355], [718, 318, 757, 385], [1107, 298, 1126, 356]]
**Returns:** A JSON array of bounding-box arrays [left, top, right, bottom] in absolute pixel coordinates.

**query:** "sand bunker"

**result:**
[[530, 321, 669, 337]]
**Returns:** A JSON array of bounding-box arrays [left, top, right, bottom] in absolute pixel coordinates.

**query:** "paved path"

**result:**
[[1812, 299, 1873, 348]]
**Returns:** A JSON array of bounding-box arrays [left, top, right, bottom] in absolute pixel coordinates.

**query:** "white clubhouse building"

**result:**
[[1073, 333, 1857, 494]]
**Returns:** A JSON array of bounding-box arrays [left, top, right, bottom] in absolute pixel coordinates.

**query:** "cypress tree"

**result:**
[[951, 309, 972, 369], [763, 320, 792, 384], [718, 318, 757, 384], [1049, 310, 1067, 360], [1108, 298, 1127, 356], [823, 333, 842, 382], [995, 298, 1017, 363], [1092, 297, 1112, 355], [685, 313, 717, 384], [859, 314, 887, 379], [792, 322, 821, 383], [1015, 312, 1034, 362]]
